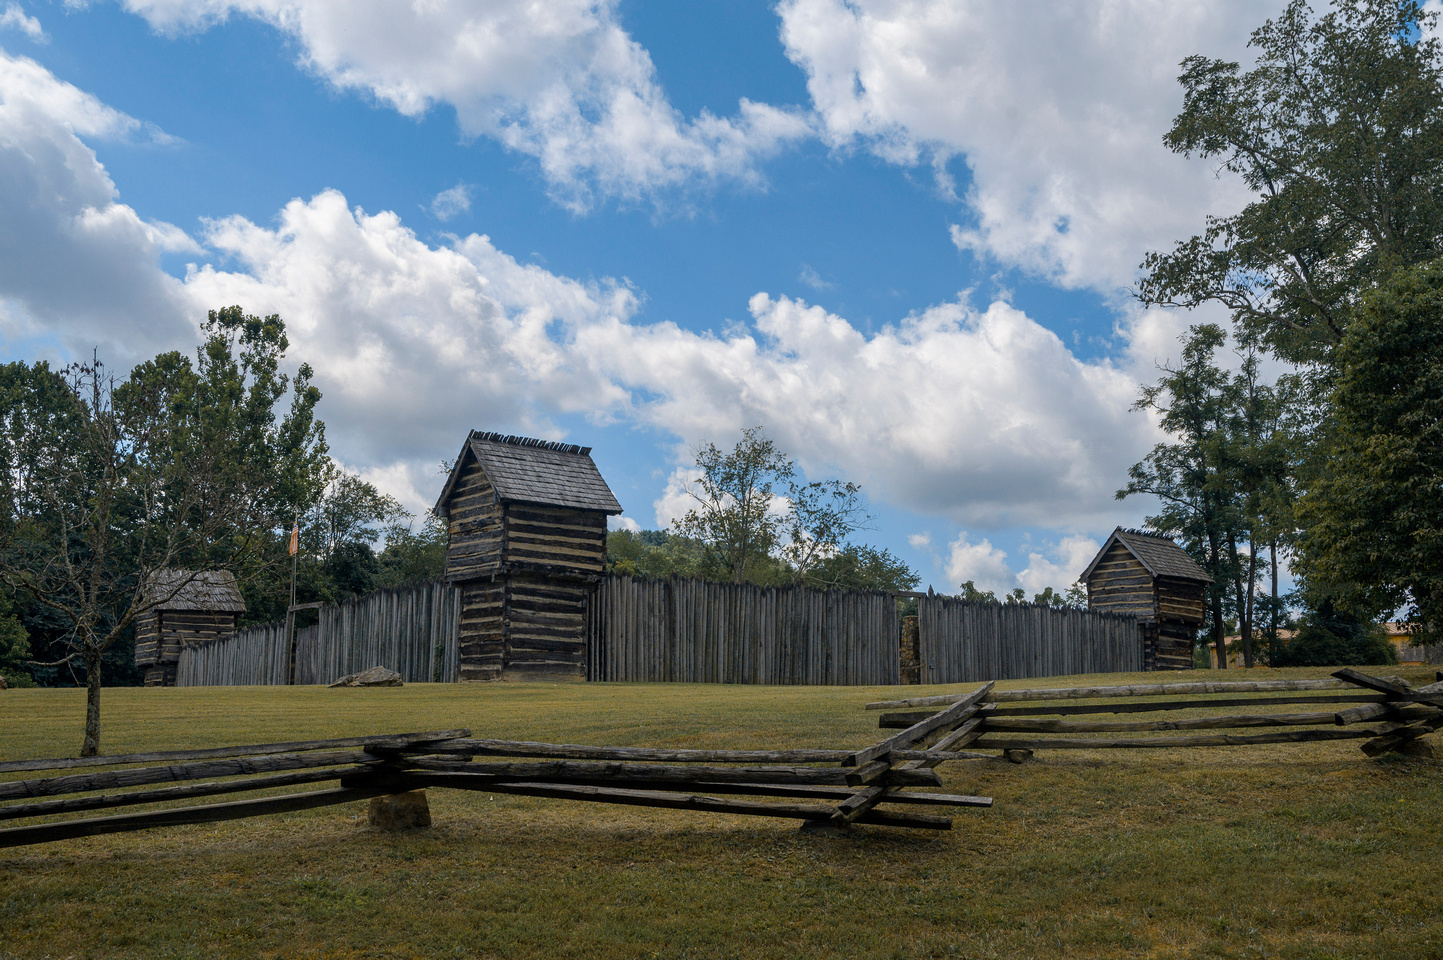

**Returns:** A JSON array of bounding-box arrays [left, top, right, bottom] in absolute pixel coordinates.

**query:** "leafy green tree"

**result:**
[[1295, 258, 1443, 639], [672, 427, 895, 587], [1269, 598, 1398, 667], [377, 515, 449, 587], [804, 544, 919, 592], [606, 529, 709, 579], [1032, 584, 1089, 609], [1138, 0, 1443, 367], [956, 581, 997, 603], [0, 308, 328, 755], [0, 591, 32, 687]]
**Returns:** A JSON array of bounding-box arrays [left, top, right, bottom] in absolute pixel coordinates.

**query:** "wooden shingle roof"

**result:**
[[435, 431, 623, 517], [143, 569, 247, 613], [1081, 527, 1213, 584]]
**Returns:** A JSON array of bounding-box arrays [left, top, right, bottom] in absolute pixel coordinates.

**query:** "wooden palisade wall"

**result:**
[[917, 596, 1145, 682]]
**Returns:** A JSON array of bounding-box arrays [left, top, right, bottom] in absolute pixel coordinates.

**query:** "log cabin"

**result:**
[[1080, 528, 1211, 671], [434, 431, 623, 681], [133, 570, 246, 687]]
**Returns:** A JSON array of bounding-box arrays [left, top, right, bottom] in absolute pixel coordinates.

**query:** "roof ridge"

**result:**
[[470, 430, 592, 457]]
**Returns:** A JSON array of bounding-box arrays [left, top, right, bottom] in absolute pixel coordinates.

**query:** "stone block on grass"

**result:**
[[368, 791, 432, 831]]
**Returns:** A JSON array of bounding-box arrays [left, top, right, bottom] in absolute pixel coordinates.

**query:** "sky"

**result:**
[[0, 0, 1289, 595]]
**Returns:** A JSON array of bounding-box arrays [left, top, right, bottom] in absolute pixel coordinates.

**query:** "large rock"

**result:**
[[328, 666, 404, 688], [368, 790, 431, 831]]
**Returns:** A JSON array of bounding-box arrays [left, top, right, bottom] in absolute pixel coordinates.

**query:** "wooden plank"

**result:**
[[393, 758, 893, 787], [974, 726, 1404, 750], [391, 739, 962, 764], [1336, 681, 1443, 724], [0, 765, 374, 820], [981, 711, 1395, 733], [1333, 668, 1443, 707], [0, 730, 470, 774], [398, 775, 952, 830], [0, 750, 380, 801], [865, 678, 1354, 710], [0, 786, 392, 848], [984, 695, 1383, 717], [1359, 716, 1443, 756], [845, 681, 994, 767]]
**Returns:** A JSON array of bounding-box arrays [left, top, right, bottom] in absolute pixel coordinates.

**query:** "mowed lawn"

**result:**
[[2, 667, 1441, 960]]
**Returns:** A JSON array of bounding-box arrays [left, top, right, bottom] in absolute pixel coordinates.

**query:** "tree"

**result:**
[[1269, 597, 1399, 667], [1138, 0, 1443, 368], [670, 427, 915, 589], [0, 308, 327, 755], [1294, 257, 1443, 640], [377, 514, 449, 587]]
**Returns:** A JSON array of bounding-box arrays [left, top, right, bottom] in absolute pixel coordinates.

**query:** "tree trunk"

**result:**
[[1241, 545, 1257, 669], [1208, 529, 1227, 669], [82, 645, 103, 757]]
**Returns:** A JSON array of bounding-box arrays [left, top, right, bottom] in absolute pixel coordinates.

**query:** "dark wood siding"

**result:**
[[503, 574, 589, 680], [443, 455, 504, 582], [501, 503, 606, 575], [457, 580, 505, 681], [134, 613, 160, 667], [1155, 576, 1207, 625], [1085, 543, 1156, 620]]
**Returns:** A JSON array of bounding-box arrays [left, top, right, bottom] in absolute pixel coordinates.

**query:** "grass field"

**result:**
[[2, 667, 1441, 960]]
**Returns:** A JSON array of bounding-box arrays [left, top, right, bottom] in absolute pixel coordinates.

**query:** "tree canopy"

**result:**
[[1138, 0, 1443, 367]]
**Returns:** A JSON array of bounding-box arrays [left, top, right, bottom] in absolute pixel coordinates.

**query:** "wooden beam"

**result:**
[[0, 787, 391, 849], [974, 726, 1402, 751], [845, 682, 994, 767], [1333, 668, 1443, 708], [865, 677, 1354, 710], [0, 766, 373, 821], [0, 730, 470, 774]]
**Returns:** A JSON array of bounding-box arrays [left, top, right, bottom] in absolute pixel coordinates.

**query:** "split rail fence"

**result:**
[[867, 668, 1443, 757], [177, 581, 460, 687]]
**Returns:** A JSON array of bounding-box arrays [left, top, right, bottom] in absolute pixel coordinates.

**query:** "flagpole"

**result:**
[[285, 514, 299, 685]]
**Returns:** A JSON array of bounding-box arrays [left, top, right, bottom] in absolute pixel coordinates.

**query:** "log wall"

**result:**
[[443, 457, 503, 582], [1084, 542, 1155, 619], [917, 597, 1144, 683], [177, 581, 460, 686], [587, 575, 900, 685]]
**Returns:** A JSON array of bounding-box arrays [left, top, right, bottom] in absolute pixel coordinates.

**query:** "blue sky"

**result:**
[[0, 0, 1280, 593]]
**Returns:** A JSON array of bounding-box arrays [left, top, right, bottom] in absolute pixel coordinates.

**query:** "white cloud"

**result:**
[[428, 183, 472, 222], [798, 263, 833, 290], [0, 3, 44, 40], [119, 0, 813, 209], [907, 531, 930, 550], [608, 515, 641, 533], [943, 531, 1012, 596], [776, 0, 1278, 293], [0, 48, 195, 362], [1017, 535, 1100, 596], [651, 465, 695, 529]]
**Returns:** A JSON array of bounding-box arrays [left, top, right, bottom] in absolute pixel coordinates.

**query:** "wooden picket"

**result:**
[[176, 581, 460, 686]]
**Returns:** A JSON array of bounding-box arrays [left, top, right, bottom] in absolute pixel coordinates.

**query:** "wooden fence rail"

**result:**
[[177, 581, 460, 687], [917, 596, 1144, 683], [587, 576, 901, 685]]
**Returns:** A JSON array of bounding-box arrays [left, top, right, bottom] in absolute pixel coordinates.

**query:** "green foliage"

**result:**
[[1269, 600, 1399, 667], [606, 529, 709, 580], [1295, 258, 1443, 638], [670, 427, 914, 590], [377, 515, 449, 587], [0, 590, 32, 687], [956, 581, 997, 603], [1032, 583, 1089, 609], [1138, 0, 1443, 367]]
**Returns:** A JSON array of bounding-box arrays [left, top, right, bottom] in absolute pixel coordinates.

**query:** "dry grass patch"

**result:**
[[1, 667, 1441, 959]]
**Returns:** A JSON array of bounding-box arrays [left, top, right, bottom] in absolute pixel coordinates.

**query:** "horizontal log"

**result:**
[[866, 678, 1355, 710], [986, 695, 1383, 717], [0, 765, 373, 821], [1360, 716, 1443, 757], [1334, 669, 1443, 708], [372, 739, 988, 765], [974, 726, 1402, 750], [0, 786, 392, 849], [394, 775, 952, 831], [980, 711, 1402, 733], [0, 730, 469, 774], [388, 758, 936, 788], [0, 750, 379, 801]]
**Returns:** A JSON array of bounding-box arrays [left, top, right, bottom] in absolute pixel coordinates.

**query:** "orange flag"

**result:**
[[288, 523, 299, 556]]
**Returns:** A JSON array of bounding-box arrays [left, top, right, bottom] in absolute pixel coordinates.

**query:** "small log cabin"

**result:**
[[434, 431, 623, 681], [133, 569, 246, 687], [1081, 528, 1211, 671]]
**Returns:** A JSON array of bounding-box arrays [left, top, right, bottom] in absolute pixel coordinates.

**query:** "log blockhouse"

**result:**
[[1081, 528, 1211, 671], [435, 431, 622, 681], [133, 570, 246, 687]]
